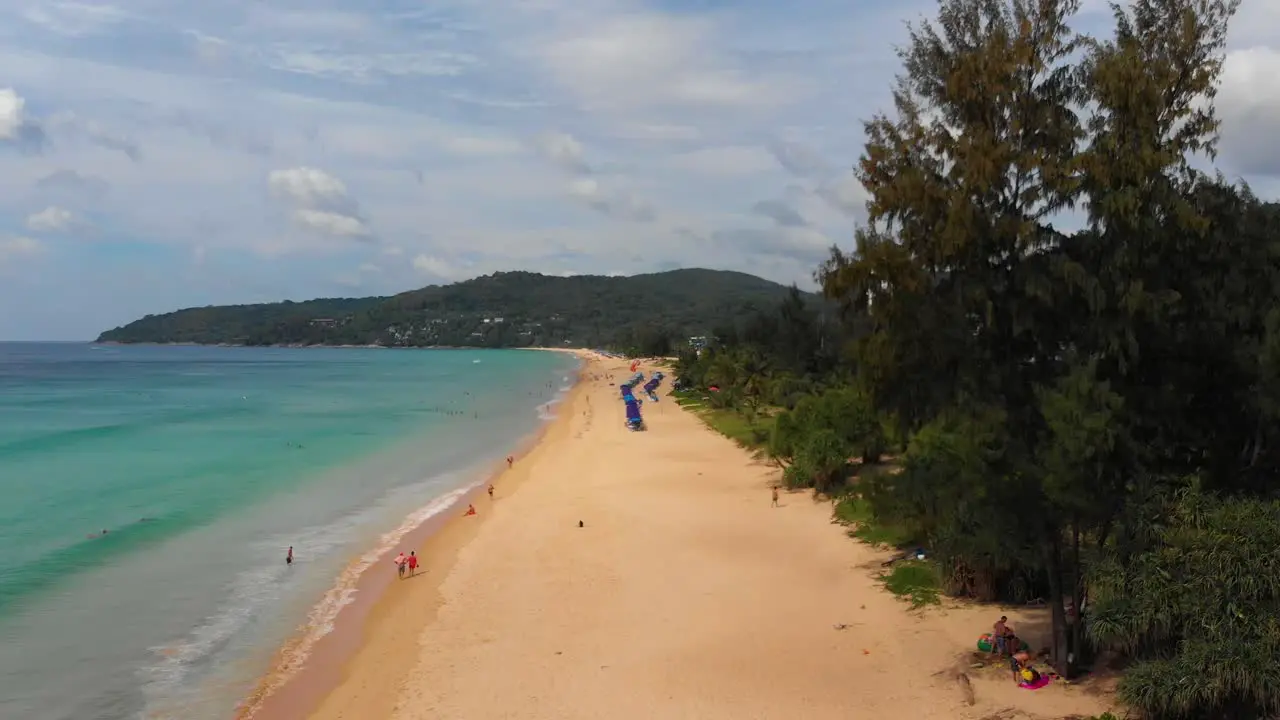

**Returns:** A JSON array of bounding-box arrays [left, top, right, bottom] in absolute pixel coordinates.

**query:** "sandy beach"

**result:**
[[259, 352, 1115, 720]]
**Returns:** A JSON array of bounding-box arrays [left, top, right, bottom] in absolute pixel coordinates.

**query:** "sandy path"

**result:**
[[305, 355, 1113, 720]]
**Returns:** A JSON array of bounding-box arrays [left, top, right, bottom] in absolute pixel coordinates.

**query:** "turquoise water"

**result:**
[[0, 343, 576, 720]]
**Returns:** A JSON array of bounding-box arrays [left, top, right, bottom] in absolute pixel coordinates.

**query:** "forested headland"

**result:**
[[96, 269, 805, 353], [674, 0, 1280, 718]]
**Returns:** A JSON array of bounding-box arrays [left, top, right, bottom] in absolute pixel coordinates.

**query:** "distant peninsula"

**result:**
[[96, 269, 810, 353]]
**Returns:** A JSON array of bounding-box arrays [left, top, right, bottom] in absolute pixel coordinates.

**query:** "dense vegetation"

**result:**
[[97, 269, 805, 352], [677, 0, 1280, 717]]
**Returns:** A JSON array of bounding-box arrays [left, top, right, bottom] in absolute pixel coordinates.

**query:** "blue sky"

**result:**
[[0, 0, 1277, 340]]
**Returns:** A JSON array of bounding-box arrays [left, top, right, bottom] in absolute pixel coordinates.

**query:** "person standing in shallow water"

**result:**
[[286, 546, 293, 566]]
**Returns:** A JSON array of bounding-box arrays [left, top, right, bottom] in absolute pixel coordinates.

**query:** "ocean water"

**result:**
[[0, 343, 576, 720]]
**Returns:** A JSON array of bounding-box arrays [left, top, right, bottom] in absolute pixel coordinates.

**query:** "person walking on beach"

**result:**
[[394, 552, 407, 579], [507, 455, 514, 469], [487, 484, 494, 499], [771, 486, 779, 507], [286, 546, 294, 566], [406, 551, 419, 577]]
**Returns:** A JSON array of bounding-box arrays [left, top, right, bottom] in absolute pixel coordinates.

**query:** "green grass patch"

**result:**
[[671, 390, 772, 449], [832, 493, 914, 548], [881, 560, 941, 609], [671, 390, 705, 408]]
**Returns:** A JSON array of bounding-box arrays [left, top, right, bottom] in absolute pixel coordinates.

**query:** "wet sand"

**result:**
[[259, 352, 1116, 720]]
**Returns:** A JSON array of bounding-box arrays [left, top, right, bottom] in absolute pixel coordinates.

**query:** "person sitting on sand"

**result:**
[[993, 616, 1017, 655], [465, 504, 476, 516]]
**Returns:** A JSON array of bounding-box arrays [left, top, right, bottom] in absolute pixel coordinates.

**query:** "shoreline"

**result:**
[[237, 351, 591, 720], [91, 341, 595, 351], [262, 352, 1112, 720]]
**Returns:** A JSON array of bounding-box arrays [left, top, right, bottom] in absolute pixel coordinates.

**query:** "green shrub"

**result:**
[[881, 560, 940, 609]]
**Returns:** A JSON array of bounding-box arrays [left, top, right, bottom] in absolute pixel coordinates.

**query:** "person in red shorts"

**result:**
[[406, 551, 419, 576]]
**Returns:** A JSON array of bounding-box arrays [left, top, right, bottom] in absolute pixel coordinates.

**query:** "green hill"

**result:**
[[96, 269, 809, 350]]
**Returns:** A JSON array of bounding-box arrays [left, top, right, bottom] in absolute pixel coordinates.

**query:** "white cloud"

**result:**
[[533, 13, 796, 111], [538, 132, 589, 172], [1218, 47, 1280, 177], [294, 209, 369, 237], [0, 88, 27, 140], [268, 167, 370, 238], [269, 167, 353, 209], [0, 236, 43, 263], [0, 0, 1274, 340], [0, 87, 44, 149], [412, 253, 469, 280], [25, 205, 74, 232], [567, 177, 657, 222]]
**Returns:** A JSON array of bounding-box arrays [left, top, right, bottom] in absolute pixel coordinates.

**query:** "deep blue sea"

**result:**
[[0, 343, 576, 720]]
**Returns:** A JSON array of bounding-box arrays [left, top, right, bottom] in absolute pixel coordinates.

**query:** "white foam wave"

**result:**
[[138, 479, 476, 719], [536, 375, 577, 421]]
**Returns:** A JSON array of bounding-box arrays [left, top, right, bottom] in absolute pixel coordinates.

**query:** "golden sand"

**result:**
[[256, 352, 1115, 720]]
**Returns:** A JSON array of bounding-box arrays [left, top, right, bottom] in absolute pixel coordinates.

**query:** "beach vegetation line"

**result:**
[[669, 0, 1280, 715]]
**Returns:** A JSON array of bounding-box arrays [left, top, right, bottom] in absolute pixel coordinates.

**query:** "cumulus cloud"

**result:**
[[268, 167, 370, 239], [567, 178, 657, 222], [0, 88, 47, 151], [25, 206, 75, 232]]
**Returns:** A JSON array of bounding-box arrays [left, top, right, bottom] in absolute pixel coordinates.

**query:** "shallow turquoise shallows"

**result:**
[[0, 343, 576, 720]]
